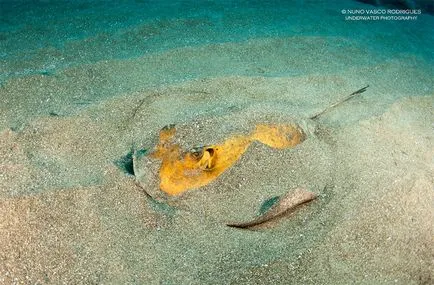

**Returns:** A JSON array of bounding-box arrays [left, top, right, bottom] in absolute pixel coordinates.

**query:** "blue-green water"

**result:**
[[1, 0, 433, 82]]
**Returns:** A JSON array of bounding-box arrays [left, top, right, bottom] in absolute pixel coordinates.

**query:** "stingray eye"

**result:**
[[205, 147, 215, 157]]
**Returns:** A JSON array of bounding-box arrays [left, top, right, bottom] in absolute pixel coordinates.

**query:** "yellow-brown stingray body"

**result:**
[[151, 124, 305, 195]]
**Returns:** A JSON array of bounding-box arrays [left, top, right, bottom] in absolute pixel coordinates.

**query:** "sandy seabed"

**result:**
[[0, 34, 433, 284]]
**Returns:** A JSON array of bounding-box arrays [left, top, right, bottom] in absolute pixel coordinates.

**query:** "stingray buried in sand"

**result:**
[[134, 123, 306, 196]]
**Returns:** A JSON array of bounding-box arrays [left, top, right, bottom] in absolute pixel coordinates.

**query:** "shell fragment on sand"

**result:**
[[226, 188, 317, 229]]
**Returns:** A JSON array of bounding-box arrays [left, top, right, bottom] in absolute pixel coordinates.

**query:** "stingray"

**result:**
[[131, 85, 368, 228], [135, 123, 305, 196]]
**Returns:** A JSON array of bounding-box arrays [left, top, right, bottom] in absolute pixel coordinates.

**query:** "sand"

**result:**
[[1, 69, 433, 283], [1, 1, 434, 284]]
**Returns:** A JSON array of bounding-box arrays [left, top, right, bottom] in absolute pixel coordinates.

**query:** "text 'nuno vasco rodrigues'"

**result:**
[[341, 9, 422, 21]]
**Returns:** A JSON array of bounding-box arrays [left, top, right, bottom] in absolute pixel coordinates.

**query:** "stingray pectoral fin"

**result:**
[[226, 188, 317, 229]]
